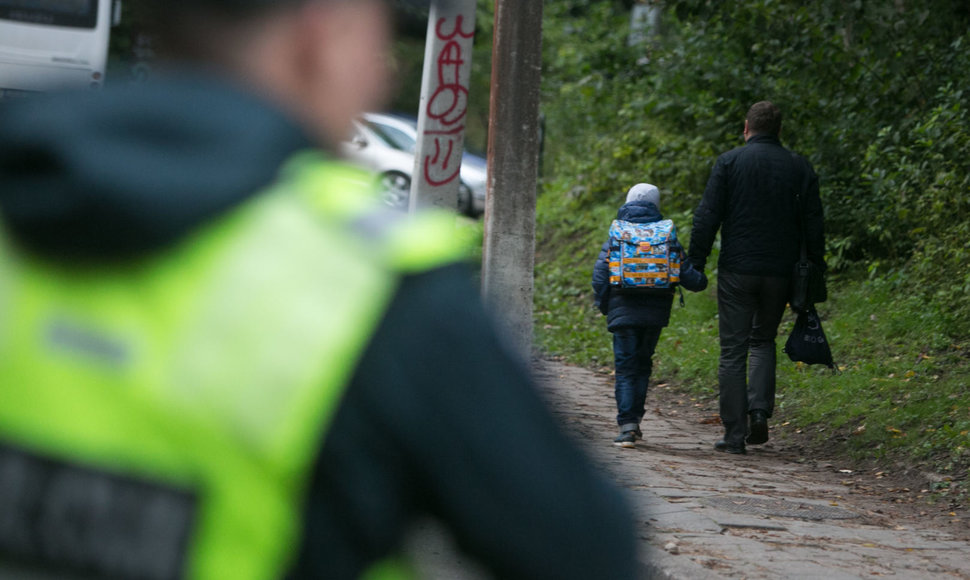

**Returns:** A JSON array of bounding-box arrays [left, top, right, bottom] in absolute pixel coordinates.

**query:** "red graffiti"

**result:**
[[435, 15, 475, 40], [428, 42, 467, 126], [424, 138, 461, 186], [422, 15, 474, 187]]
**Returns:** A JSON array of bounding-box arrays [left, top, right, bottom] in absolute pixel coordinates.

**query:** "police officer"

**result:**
[[0, 1, 637, 578]]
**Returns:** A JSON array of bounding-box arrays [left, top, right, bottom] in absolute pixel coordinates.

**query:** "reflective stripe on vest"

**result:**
[[0, 154, 470, 579]]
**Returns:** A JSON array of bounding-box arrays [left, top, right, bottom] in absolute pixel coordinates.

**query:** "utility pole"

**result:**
[[482, 0, 544, 355], [409, 0, 477, 213]]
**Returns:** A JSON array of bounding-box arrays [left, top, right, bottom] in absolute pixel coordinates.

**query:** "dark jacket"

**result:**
[[592, 201, 707, 331], [0, 74, 636, 580], [688, 134, 825, 277]]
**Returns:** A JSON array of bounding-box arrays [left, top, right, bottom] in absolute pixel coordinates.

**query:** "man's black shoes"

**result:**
[[747, 410, 769, 445], [714, 440, 746, 454]]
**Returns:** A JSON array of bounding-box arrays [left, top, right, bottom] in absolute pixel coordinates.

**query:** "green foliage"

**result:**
[[541, 1, 715, 212], [534, 191, 617, 368], [773, 279, 970, 484], [858, 80, 970, 332], [536, 0, 970, 492], [541, 0, 970, 334], [645, 2, 969, 270]]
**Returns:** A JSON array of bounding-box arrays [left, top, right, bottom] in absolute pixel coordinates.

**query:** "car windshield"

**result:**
[[364, 120, 416, 154]]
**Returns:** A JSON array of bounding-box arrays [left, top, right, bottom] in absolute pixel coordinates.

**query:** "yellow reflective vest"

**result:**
[[0, 154, 471, 579]]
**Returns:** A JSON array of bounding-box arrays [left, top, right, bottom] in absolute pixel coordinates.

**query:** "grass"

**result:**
[[534, 187, 970, 504]]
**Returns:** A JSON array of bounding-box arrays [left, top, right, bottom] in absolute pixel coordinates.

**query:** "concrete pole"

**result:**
[[409, 0, 477, 213], [482, 0, 544, 356]]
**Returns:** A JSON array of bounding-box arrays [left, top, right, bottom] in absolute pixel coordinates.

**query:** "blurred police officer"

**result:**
[[0, 1, 637, 578]]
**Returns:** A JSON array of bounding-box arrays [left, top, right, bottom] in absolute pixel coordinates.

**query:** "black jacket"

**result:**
[[592, 201, 707, 331], [688, 134, 825, 277], [0, 74, 636, 580]]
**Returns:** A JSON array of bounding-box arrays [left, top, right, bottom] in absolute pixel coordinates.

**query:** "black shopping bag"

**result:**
[[784, 306, 834, 368]]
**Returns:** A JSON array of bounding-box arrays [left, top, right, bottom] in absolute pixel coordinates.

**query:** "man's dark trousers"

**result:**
[[613, 326, 663, 431], [717, 271, 790, 445]]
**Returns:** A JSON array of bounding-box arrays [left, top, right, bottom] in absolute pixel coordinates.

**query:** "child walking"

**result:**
[[592, 183, 708, 447]]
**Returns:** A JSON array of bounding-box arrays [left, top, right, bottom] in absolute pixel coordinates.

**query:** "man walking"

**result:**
[[688, 101, 825, 455]]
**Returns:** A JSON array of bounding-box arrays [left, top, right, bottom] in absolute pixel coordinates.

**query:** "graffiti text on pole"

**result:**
[[423, 15, 474, 187]]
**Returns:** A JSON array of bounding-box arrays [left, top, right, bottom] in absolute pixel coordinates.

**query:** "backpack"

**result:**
[[608, 219, 681, 290]]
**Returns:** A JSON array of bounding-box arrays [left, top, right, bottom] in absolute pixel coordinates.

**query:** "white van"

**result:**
[[0, 0, 119, 97]]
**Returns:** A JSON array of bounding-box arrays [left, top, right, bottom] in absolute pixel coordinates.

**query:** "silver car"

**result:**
[[340, 112, 487, 217]]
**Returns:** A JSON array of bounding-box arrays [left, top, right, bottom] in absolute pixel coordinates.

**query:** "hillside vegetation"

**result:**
[[536, 1, 970, 502]]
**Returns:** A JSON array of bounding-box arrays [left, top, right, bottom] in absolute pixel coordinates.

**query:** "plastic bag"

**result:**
[[784, 306, 834, 368]]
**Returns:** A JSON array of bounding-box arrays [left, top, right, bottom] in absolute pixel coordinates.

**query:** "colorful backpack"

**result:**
[[608, 219, 681, 290]]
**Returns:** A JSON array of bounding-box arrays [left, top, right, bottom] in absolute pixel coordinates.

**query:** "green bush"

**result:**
[[536, 0, 970, 497], [859, 79, 970, 333]]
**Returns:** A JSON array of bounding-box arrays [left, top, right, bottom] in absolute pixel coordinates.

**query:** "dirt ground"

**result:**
[[537, 356, 970, 544]]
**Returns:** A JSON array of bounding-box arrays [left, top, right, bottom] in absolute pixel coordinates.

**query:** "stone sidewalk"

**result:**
[[531, 359, 970, 580]]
